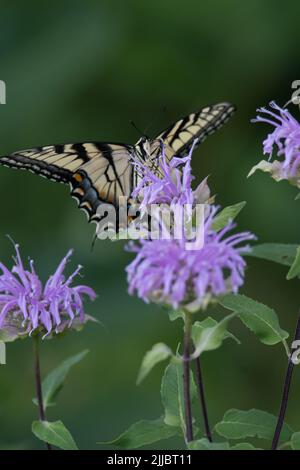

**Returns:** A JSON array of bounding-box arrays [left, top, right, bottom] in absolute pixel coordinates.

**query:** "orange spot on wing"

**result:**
[[73, 173, 83, 183]]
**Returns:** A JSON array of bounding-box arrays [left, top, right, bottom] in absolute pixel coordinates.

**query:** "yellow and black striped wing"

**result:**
[[150, 102, 236, 160], [0, 142, 134, 222]]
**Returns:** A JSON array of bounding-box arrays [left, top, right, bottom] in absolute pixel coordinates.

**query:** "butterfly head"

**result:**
[[135, 136, 151, 161]]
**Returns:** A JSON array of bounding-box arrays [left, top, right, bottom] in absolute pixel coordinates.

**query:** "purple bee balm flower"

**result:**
[[126, 206, 256, 311], [131, 139, 211, 215], [0, 242, 96, 341], [250, 101, 300, 187]]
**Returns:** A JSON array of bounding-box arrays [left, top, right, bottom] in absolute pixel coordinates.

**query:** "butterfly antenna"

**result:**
[[143, 105, 167, 137], [130, 120, 145, 137], [283, 99, 292, 108]]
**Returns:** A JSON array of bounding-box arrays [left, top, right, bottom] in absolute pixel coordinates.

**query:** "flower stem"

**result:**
[[33, 335, 52, 451], [183, 312, 193, 443], [194, 356, 212, 442], [271, 310, 300, 450]]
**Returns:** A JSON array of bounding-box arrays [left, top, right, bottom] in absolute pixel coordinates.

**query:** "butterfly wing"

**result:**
[[150, 102, 236, 160], [0, 142, 134, 223]]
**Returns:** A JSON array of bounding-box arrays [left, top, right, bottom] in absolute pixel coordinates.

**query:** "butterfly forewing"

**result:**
[[0, 143, 98, 182], [150, 102, 235, 161], [0, 142, 134, 222]]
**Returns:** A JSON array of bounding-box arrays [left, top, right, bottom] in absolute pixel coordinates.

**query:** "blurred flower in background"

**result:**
[[250, 101, 300, 188], [0, 241, 96, 341]]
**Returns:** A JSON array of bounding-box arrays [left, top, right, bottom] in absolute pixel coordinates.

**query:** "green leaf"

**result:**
[[291, 432, 300, 450], [215, 409, 293, 442], [188, 438, 230, 450], [246, 243, 298, 267], [219, 294, 289, 353], [32, 420, 78, 450], [137, 343, 173, 385], [287, 246, 300, 280], [98, 418, 180, 449], [33, 350, 89, 409], [191, 317, 240, 344], [212, 201, 246, 232], [161, 362, 196, 432], [191, 314, 238, 357], [168, 310, 184, 322]]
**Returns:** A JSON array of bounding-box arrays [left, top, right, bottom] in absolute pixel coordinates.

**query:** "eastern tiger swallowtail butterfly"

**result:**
[[0, 102, 235, 228]]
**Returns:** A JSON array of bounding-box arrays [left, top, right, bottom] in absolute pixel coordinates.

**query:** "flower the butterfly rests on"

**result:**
[[249, 101, 300, 188], [0, 242, 96, 341], [127, 139, 212, 240], [131, 139, 211, 211]]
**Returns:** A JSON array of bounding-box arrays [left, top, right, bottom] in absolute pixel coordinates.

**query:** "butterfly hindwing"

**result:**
[[150, 102, 236, 160], [70, 143, 134, 222]]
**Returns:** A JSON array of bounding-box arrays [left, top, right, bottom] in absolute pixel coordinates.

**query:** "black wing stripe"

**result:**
[[168, 116, 190, 145], [0, 154, 72, 183], [54, 144, 65, 154], [94, 143, 126, 194], [71, 143, 90, 162]]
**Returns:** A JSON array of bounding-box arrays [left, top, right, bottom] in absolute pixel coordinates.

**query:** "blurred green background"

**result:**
[[0, 0, 299, 450]]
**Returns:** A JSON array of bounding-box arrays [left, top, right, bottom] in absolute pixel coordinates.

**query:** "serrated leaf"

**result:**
[[98, 418, 179, 449], [246, 243, 298, 267], [161, 362, 196, 433], [32, 420, 78, 450], [188, 438, 230, 450], [219, 294, 289, 353], [191, 314, 238, 358], [287, 246, 300, 280], [191, 317, 239, 344], [33, 350, 89, 409], [215, 409, 293, 442], [212, 202, 246, 232], [137, 343, 173, 385], [291, 432, 300, 450]]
